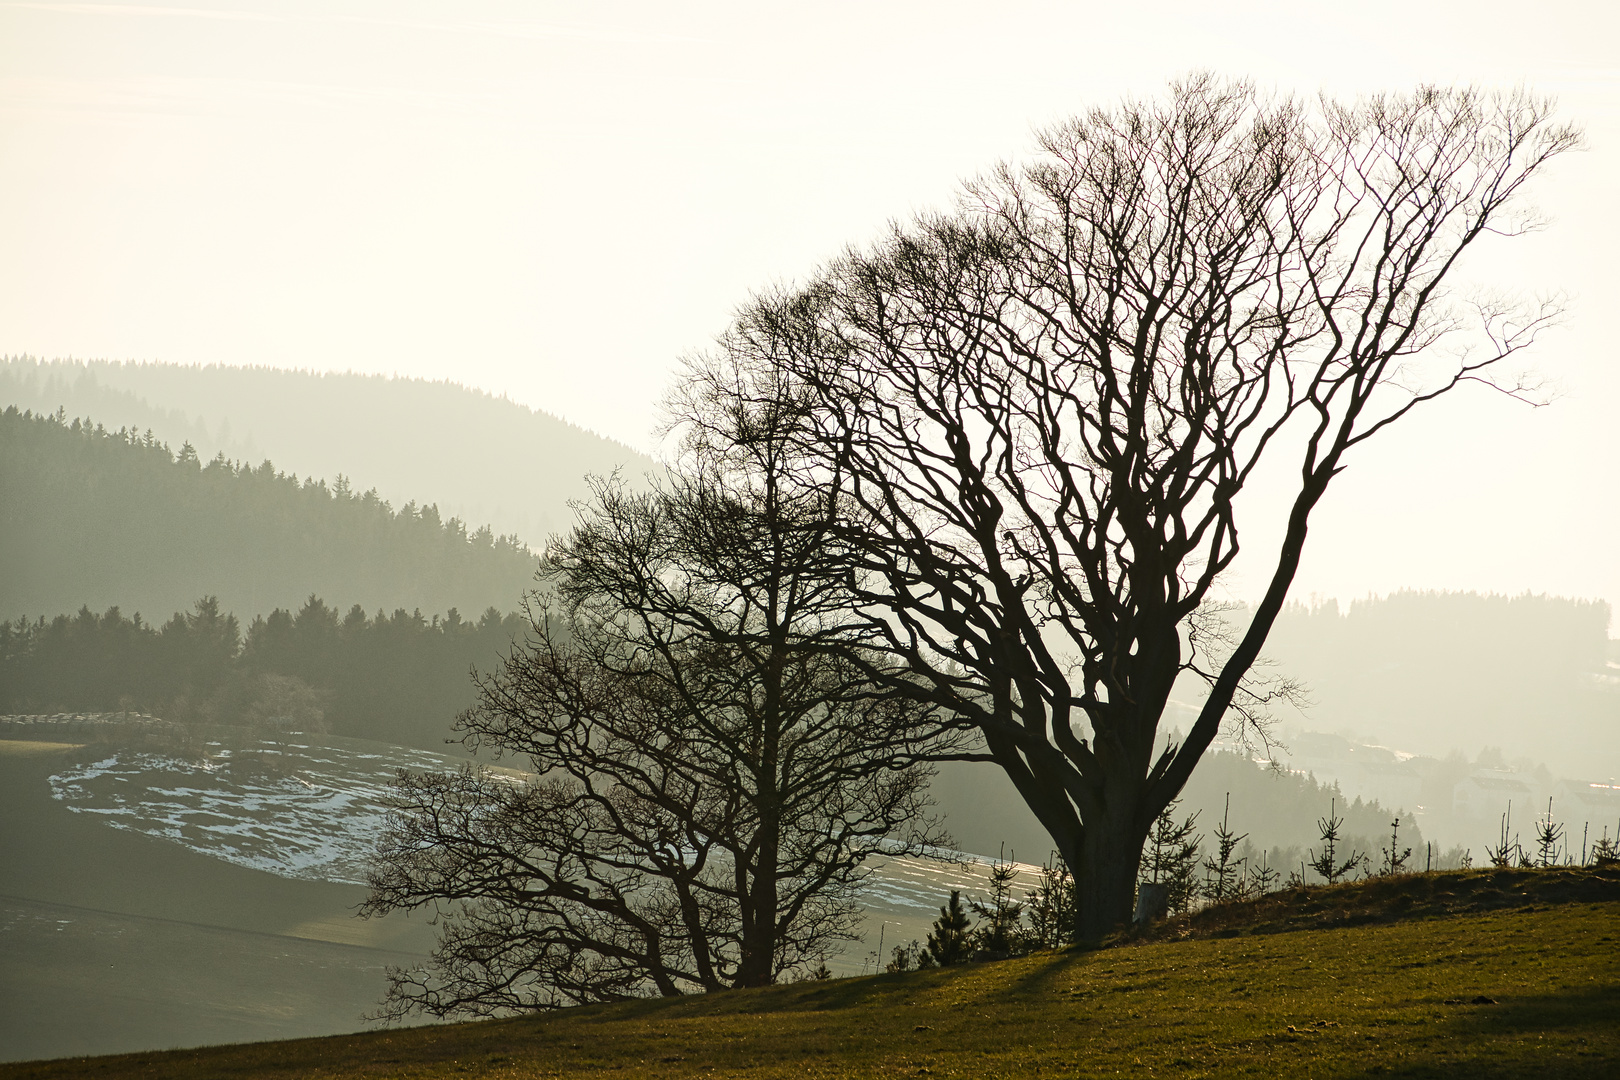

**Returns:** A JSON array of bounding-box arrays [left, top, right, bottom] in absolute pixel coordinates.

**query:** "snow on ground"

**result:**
[[48, 737, 1030, 907], [48, 738, 461, 885]]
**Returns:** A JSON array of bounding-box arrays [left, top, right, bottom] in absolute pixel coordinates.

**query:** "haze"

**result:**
[[3, 0, 1618, 611]]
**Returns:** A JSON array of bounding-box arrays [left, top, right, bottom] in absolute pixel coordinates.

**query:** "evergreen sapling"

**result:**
[[1379, 816, 1412, 877], [1200, 793, 1248, 904], [1534, 798, 1565, 867], [1140, 800, 1202, 916], [926, 891, 973, 967], [969, 847, 1025, 957], [1307, 799, 1366, 885], [1025, 854, 1077, 949]]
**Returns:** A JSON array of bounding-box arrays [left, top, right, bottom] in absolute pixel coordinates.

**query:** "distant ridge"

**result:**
[[0, 357, 657, 548], [0, 405, 537, 621]]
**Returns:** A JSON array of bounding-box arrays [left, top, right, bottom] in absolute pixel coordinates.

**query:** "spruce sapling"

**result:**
[[1379, 816, 1412, 876], [1201, 792, 1248, 904], [1025, 853, 1076, 949], [1486, 801, 1521, 868], [1247, 848, 1280, 896], [1589, 825, 1619, 866], [1307, 799, 1366, 885], [969, 846, 1025, 957], [1140, 799, 1202, 915], [1534, 798, 1565, 867], [886, 940, 932, 972]]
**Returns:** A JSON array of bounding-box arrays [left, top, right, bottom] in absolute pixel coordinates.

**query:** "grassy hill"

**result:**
[[4, 867, 1615, 1078]]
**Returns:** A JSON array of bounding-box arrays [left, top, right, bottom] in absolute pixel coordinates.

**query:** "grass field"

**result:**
[[5, 887, 1614, 1079]]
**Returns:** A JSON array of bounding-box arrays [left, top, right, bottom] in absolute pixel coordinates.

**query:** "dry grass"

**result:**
[[1123, 864, 1620, 945], [5, 876, 1615, 1080]]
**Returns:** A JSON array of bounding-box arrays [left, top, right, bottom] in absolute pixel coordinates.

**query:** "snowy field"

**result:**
[[47, 736, 1039, 916]]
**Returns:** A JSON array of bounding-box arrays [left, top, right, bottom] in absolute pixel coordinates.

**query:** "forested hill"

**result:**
[[0, 357, 655, 546], [0, 406, 538, 620]]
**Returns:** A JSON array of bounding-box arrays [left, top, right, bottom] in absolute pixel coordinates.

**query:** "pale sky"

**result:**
[[3, 0, 1617, 616]]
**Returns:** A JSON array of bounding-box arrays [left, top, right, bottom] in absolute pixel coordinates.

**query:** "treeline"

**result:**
[[0, 595, 527, 748], [0, 406, 538, 621], [929, 747, 1429, 868]]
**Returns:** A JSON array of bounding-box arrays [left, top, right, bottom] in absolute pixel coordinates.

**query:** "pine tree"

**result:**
[[1589, 825, 1619, 866], [1140, 800, 1202, 916], [1485, 801, 1523, 868], [1025, 854, 1077, 949], [1379, 815, 1412, 876], [885, 940, 933, 973], [969, 848, 1025, 957], [1246, 846, 1280, 896], [1200, 793, 1248, 904], [1534, 798, 1565, 867], [926, 890, 973, 966]]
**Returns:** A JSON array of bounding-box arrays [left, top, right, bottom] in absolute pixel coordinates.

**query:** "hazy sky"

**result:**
[[3, 1, 1617, 614]]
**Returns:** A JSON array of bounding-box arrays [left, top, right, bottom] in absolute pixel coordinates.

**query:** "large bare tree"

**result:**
[[676, 76, 1579, 939], [363, 456, 951, 1015]]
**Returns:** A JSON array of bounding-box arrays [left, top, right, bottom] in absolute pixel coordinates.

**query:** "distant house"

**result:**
[[1556, 779, 1620, 825], [1453, 771, 1536, 820], [1282, 730, 1422, 813]]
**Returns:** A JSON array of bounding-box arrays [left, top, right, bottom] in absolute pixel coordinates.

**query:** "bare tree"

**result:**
[[362, 461, 952, 1017], [676, 76, 1578, 939]]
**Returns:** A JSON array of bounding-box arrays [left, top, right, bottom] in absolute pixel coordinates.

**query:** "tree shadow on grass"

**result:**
[[1437, 982, 1620, 1037], [1343, 985, 1620, 1080]]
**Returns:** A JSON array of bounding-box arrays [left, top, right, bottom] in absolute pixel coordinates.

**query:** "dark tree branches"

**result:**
[[364, 443, 957, 1015], [675, 76, 1578, 939]]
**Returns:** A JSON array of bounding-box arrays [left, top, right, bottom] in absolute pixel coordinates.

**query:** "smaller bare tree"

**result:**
[[363, 468, 952, 1017]]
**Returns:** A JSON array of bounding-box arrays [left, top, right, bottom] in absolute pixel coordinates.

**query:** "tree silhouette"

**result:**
[[363, 464, 953, 1016], [677, 76, 1578, 938]]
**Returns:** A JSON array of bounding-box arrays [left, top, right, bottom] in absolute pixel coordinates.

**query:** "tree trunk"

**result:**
[[736, 853, 778, 987], [1073, 808, 1146, 944]]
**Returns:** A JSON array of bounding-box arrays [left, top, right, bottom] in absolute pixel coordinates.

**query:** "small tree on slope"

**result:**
[[927, 891, 974, 966]]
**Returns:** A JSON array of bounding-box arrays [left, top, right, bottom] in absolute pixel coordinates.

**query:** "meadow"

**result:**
[[4, 871, 1614, 1079]]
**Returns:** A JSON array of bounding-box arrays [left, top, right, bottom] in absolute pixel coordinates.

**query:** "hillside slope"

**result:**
[[0, 357, 656, 550], [0, 406, 536, 620], [0, 742, 435, 1065], [4, 879, 1614, 1078]]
